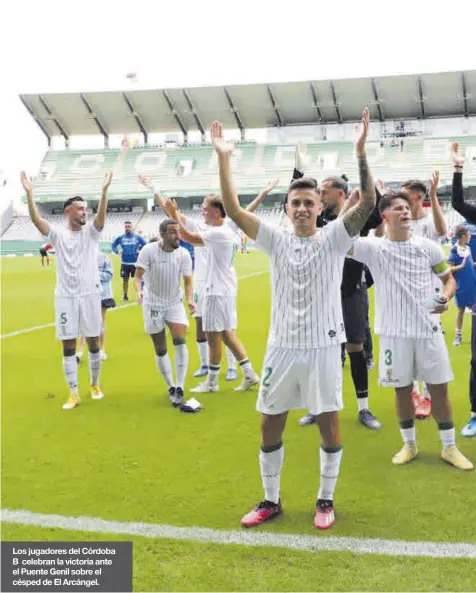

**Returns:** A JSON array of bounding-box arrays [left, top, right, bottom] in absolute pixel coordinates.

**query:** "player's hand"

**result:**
[[139, 175, 154, 190], [21, 171, 33, 196], [263, 179, 279, 194], [429, 170, 440, 199], [376, 179, 388, 195], [450, 141, 465, 168], [136, 291, 143, 305], [355, 107, 370, 156], [295, 141, 310, 172], [211, 121, 235, 155], [348, 187, 361, 206], [431, 296, 449, 314], [187, 300, 196, 315], [102, 171, 113, 191], [164, 197, 179, 220]]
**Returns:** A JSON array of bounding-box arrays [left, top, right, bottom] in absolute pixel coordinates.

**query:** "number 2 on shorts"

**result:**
[[384, 349, 392, 365], [262, 366, 272, 388]]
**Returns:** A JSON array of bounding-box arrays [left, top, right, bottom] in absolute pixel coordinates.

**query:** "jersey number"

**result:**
[[384, 349, 392, 365], [262, 366, 273, 388], [60, 313, 67, 325], [151, 310, 159, 319]]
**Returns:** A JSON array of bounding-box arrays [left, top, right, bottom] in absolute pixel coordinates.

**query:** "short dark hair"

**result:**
[[63, 196, 85, 211], [455, 225, 470, 239], [378, 191, 410, 215], [124, 220, 132, 225], [322, 174, 349, 196], [288, 176, 320, 194], [205, 194, 226, 218], [159, 218, 178, 236], [401, 179, 427, 197]]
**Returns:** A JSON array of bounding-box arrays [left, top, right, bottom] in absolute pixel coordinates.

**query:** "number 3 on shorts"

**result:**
[[384, 349, 392, 365], [262, 366, 272, 388]]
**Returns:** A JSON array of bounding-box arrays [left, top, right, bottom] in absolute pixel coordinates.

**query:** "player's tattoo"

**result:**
[[342, 154, 376, 237]]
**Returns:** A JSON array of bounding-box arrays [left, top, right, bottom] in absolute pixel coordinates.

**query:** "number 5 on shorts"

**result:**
[[384, 349, 392, 365], [262, 366, 272, 388], [60, 312, 67, 325]]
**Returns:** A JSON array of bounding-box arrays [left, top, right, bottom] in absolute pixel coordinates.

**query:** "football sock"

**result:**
[[197, 340, 208, 367], [88, 349, 101, 386], [156, 353, 174, 388], [399, 419, 416, 445], [226, 347, 237, 371], [174, 344, 188, 390], [438, 421, 456, 447], [318, 445, 343, 501], [260, 442, 284, 504], [63, 355, 78, 395]]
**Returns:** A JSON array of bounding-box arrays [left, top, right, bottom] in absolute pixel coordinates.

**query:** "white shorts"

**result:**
[[379, 334, 453, 388], [202, 295, 237, 332], [55, 294, 102, 340], [143, 301, 189, 335], [193, 282, 206, 319], [256, 346, 343, 416]]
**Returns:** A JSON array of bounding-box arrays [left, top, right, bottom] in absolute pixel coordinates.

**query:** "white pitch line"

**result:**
[[0, 271, 268, 339], [2, 508, 476, 559]]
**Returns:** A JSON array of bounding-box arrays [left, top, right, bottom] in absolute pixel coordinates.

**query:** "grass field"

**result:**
[[1, 251, 476, 592]]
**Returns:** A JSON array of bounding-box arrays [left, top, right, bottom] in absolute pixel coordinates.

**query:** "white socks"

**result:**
[[88, 350, 101, 386], [63, 355, 78, 395], [197, 341, 208, 367], [318, 446, 343, 501], [439, 425, 456, 448], [174, 344, 188, 389], [226, 347, 236, 371], [238, 358, 254, 379], [208, 364, 220, 387], [400, 426, 416, 445], [357, 397, 369, 412], [260, 444, 284, 504], [156, 353, 174, 388]]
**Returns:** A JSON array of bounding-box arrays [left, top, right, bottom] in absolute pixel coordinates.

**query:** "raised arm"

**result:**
[[164, 198, 205, 246], [428, 170, 446, 236], [246, 179, 279, 213], [139, 175, 189, 226], [211, 121, 260, 240], [450, 142, 476, 224], [21, 172, 50, 236], [94, 172, 113, 231], [342, 108, 376, 237]]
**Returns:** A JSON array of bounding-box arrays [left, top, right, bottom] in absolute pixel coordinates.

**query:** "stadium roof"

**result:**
[[20, 70, 476, 144]]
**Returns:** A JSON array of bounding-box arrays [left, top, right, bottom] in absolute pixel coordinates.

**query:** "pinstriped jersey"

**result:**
[[46, 222, 101, 298], [136, 242, 192, 310], [351, 236, 448, 338], [255, 218, 355, 349]]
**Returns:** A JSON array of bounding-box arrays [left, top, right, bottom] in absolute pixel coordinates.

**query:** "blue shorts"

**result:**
[[455, 291, 475, 309]]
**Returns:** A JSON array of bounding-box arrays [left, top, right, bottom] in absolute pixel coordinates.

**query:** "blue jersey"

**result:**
[[179, 239, 195, 270], [448, 243, 476, 308], [111, 232, 146, 265], [451, 221, 476, 261]]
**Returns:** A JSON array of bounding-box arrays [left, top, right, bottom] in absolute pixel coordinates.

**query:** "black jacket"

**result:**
[[451, 171, 476, 224]]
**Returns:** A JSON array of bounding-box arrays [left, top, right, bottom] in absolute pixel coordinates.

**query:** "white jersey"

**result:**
[[255, 218, 355, 349], [351, 236, 449, 338], [136, 242, 193, 310], [45, 221, 101, 298], [200, 224, 239, 297], [411, 214, 442, 243]]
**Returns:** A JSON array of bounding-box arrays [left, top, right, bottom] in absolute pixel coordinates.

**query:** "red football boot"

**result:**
[[314, 499, 335, 530], [241, 500, 282, 528], [415, 397, 431, 419]]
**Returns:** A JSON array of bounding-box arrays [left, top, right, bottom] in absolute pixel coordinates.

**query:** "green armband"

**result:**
[[433, 261, 449, 276]]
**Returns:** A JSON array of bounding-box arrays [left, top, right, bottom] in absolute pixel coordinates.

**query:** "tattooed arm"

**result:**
[[342, 107, 376, 237]]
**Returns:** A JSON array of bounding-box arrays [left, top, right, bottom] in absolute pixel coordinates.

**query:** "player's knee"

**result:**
[[156, 348, 167, 357], [172, 337, 186, 346], [346, 342, 363, 353], [63, 348, 75, 357]]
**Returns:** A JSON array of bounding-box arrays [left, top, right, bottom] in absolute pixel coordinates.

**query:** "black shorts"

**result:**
[[341, 286, 366, 344], [101, 298, 116, 310], [120, 264, 136, 279], [40, 248, 48, 257]]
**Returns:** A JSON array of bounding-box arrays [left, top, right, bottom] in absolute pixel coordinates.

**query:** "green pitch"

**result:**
[[1, 252, 475, 592]]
